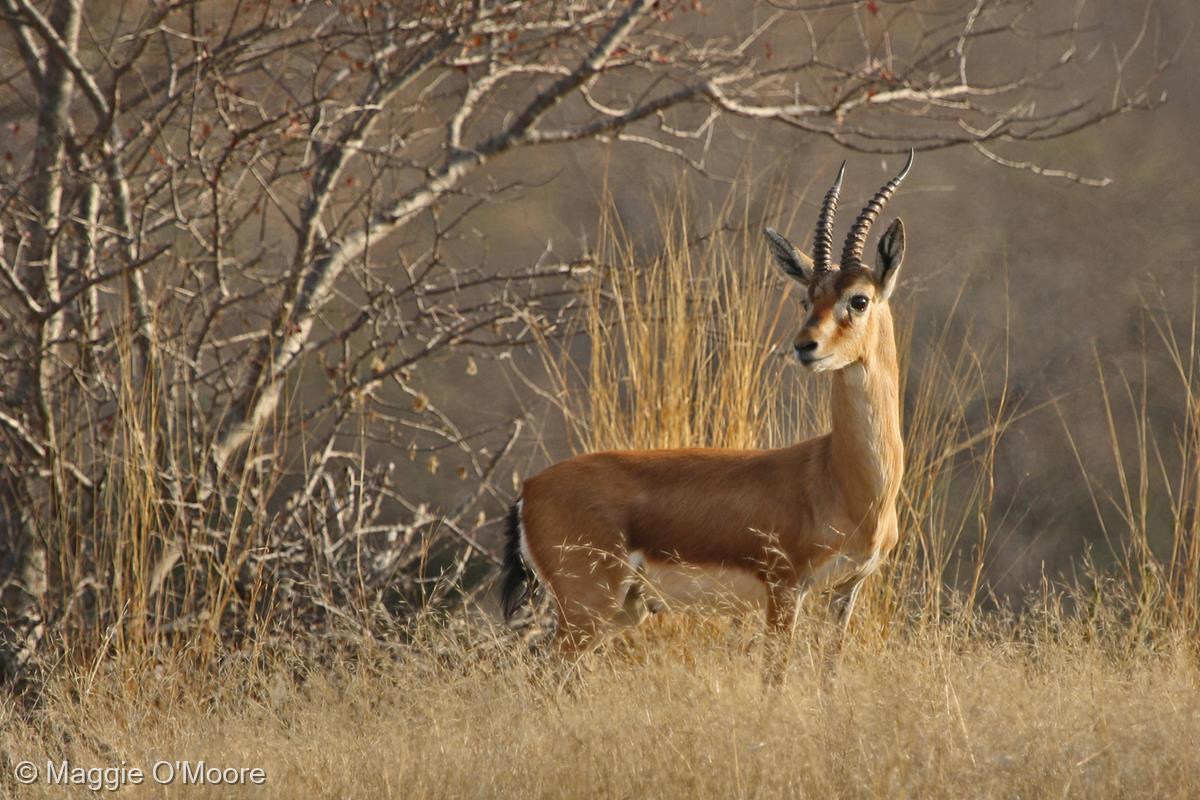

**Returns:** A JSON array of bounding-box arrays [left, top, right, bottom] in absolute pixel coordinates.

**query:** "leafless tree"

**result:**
[[0, 0, 1170, 681]]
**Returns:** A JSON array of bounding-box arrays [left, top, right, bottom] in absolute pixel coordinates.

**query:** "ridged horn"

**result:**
[[840, 149, 914, 269], [812, 162, 845, 273]]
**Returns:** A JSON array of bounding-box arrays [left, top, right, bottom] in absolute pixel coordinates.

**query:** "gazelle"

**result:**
[[501, 153, 913, 683]]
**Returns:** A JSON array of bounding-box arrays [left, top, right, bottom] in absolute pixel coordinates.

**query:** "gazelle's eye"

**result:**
[[849, 294, 870, 313]]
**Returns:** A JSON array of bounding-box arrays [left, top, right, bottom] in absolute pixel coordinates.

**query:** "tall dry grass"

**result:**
[[1064, 286, 1200, 640], [2, 613, 1197, 799], [42, 320, 279, 675], [3, 197, 1199, 798]]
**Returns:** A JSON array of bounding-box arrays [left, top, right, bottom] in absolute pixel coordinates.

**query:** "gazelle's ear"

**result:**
[[764, 228, 814, 285], [876, 218, 905, 300]]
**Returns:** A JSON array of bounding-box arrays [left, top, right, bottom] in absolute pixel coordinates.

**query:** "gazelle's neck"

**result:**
[[828, 306, 904, 517]]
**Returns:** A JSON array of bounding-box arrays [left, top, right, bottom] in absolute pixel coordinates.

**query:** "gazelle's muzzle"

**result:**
[[794, 339, 821, 365]]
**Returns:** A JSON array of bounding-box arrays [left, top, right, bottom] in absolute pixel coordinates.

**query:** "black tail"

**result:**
[[500, 502, 532, 621]]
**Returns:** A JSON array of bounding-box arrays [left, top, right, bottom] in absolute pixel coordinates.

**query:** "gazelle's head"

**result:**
[[765, 152, 912, 372]]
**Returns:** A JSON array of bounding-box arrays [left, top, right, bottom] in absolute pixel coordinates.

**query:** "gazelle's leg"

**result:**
[[763, 584, 805, 687], [610, 573, 650, 629], [552, 611, 601, 660], [822, 577, 865, 685], [547, 552, 631, 660]]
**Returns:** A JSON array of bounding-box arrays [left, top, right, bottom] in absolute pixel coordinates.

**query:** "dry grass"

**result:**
[[4, 195, 1200, 797], [2, 618, 1197, 799]]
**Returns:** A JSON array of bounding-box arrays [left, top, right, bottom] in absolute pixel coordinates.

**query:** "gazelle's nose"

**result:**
[[794, 340, 818, 360]]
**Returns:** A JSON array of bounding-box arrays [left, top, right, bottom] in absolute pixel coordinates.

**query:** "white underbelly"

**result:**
[[805, 550, 882, 592], [637, 555, 767, 612]]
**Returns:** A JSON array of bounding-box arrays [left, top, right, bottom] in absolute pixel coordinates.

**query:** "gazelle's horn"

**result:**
[[840, 149, 914, 268], [812, 162, 845, 273]]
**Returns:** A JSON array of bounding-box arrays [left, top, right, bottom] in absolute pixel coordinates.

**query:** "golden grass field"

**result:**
[[2, 614, 1198, 799], [3, 200, 1199, 798]]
